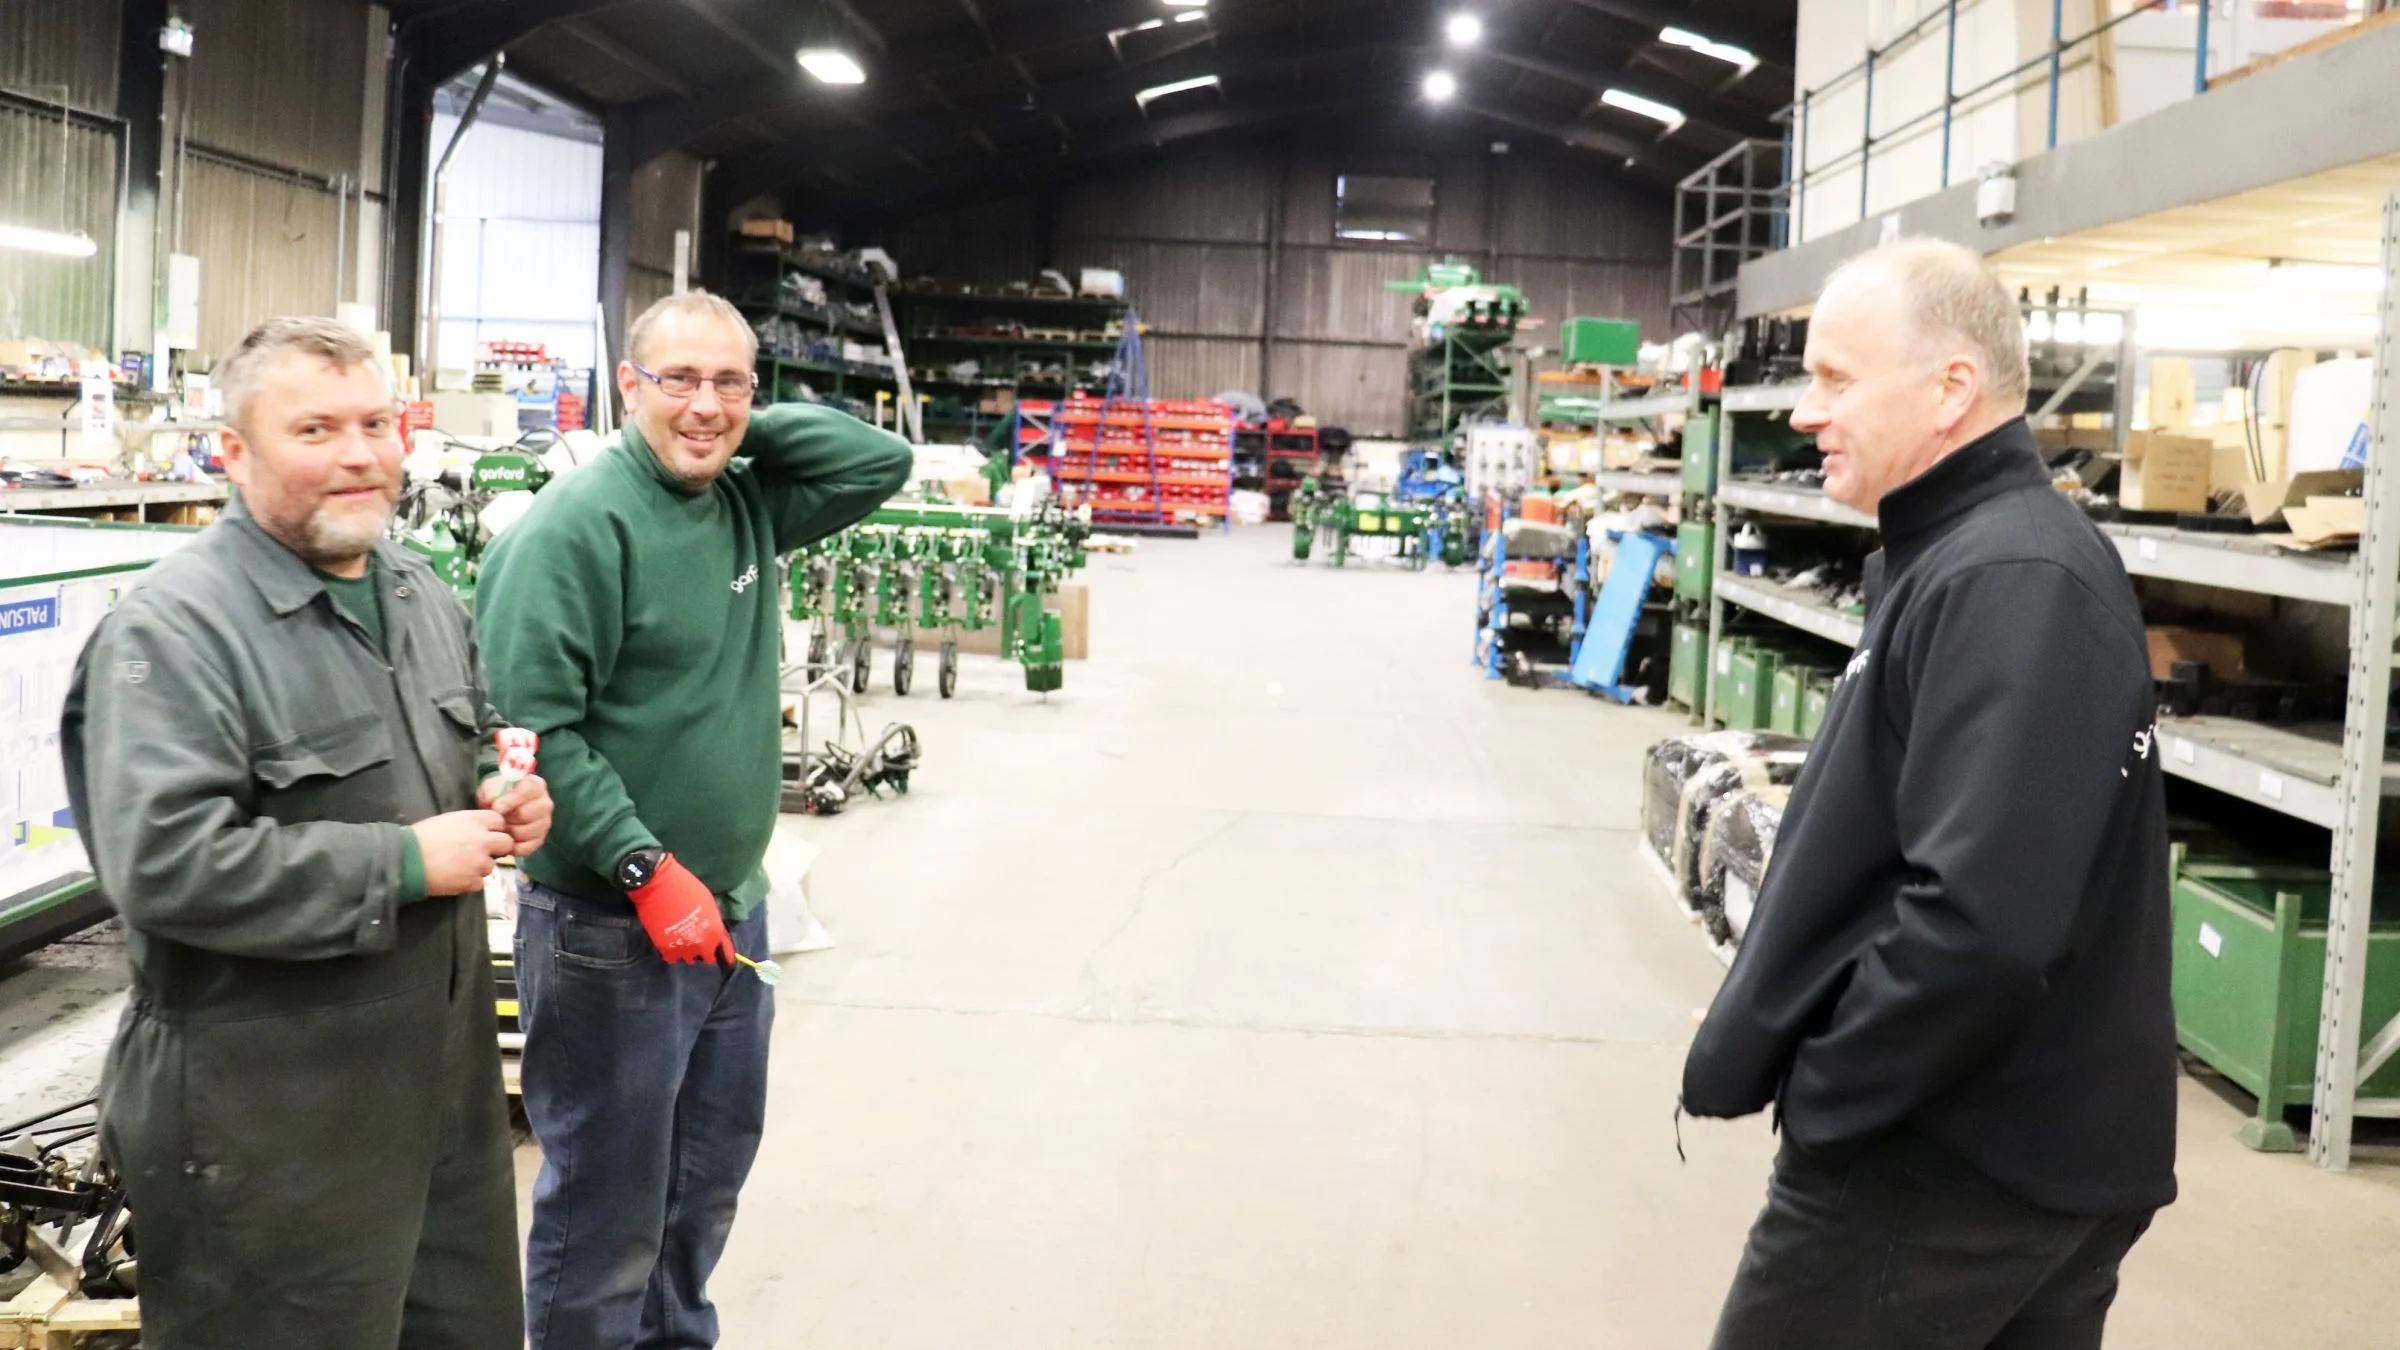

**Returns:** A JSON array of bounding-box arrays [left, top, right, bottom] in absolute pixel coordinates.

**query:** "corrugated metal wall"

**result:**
[[0, 0, 121, 114], [0, 107, 118, 348], [628, 150, 704, 324], [884, 141, 1671, 435], [182, 0, 369, 180], [184, 158, 343, 358]]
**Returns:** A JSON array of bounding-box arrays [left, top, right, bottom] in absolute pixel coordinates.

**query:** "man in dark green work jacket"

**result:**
[[477, 290, 910, 1348], [60, 316, 553, 1350]]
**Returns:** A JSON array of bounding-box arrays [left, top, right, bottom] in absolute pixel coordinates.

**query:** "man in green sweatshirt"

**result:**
[[476, 291, 910, 1349]]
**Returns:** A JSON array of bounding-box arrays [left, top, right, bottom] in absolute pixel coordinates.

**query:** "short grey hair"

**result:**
[[216, 316, 383, 433], [625, 289, 759, 367], [1827, 238, 2031, 409]]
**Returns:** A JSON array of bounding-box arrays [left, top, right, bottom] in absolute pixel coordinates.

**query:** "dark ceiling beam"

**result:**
[[1451, 97, 1650, 162], [559, 19, 693, 98], [1466, 44, 1779, 142], [1561, 0, 1792, 64], [821, 0, 888, 54], [623, 0, 1298, 165], [405, 0, 643, 85], [680, 0, 789, 72]]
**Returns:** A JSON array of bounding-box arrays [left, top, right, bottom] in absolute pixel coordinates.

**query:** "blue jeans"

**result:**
[[515, 881, 773, 1350]]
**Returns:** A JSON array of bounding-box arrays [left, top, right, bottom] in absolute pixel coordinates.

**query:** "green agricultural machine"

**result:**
[[1289, 479, 1469, 570], [394, 447, 555, 596], [789, 498, 1090, 696]]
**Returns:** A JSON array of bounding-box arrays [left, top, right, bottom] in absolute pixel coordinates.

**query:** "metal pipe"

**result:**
[[2047, 0, 2064, 149], [422, 56, 504, 382], [2195, 0, 2213, 93], [334, 174, 348, 308], [1859, 49, 1874, 219], [1940, 0, 1959, 188]]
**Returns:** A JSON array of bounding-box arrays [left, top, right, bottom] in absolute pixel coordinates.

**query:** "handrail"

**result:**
[[1781, 0, 2212, 242]]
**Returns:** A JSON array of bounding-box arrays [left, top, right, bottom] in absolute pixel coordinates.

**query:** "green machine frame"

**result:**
[[789, 498, 1090, 695]]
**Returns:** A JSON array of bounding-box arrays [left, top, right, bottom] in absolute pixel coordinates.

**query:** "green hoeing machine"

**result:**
[[1288, 478, 1469, 571], [789, 498, 1090, 696], [394, 448, 556, 596]]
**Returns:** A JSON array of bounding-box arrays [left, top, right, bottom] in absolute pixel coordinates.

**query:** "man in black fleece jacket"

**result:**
[[1686, 239, 2177, 1350]]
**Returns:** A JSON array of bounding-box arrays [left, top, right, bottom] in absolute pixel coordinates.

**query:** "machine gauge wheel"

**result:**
[[806, 632, 829, 680], [850, 638, 873, 692], [939, 641, 959, 699], [894, 636, 915, 696]]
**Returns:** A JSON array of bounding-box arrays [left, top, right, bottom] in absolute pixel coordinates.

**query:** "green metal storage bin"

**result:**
[[1559, 316, 1642, 367], [1769, 664, 1820, 735], [1721, 642, 1777, 731], [1669, 622, 1710, 711], [1800, 677, 1834, 738], [2170, 858, 2400, 1151], [1674, 521, 1713, 604], [1680, 412, 1720, 498]]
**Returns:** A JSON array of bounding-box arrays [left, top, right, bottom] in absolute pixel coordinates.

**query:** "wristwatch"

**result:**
[[615, 846, 668, 891]]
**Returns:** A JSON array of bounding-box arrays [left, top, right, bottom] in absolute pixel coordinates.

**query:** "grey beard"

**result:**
[[268, 499, 394, 571]]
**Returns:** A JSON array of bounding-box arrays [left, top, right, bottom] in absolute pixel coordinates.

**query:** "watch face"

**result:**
[[620, 851, 659, 888]]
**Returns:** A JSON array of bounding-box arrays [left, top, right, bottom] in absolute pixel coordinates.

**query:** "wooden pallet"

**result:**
[[0, 1228, 137, 1348]]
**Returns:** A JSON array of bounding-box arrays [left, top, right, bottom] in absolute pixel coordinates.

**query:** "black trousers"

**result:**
[[1709, 1131, 2153, 1350]]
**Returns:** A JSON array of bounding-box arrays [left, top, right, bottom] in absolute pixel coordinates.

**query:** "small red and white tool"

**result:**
[[495, 727, 539, 793]]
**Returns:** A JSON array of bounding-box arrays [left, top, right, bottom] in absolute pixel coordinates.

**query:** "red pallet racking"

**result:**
[[1016, 396, 1234, 527]]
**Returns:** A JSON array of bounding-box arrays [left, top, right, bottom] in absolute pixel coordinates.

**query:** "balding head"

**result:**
[[1791, 238, 2030, 513]]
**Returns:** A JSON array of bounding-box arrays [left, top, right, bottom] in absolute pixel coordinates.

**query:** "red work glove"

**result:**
[[627, 855, 737, 967]]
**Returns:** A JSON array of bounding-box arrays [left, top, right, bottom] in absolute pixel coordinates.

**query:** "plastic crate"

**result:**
[[1801, 677, 1834, 738]]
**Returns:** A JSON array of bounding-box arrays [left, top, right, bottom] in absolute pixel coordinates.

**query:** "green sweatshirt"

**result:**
[[475, 404, 912, 916]]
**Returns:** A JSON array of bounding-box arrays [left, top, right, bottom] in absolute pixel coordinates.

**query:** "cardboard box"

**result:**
[[739, 218, 795, 243], [2146, 357, 2196, 430], [940, 476, 992, 507], [2284, 495, 2364, 547], [2146, 626, 2246, 680], [2241, 469, 2361, 526], [1055, 582, 1088, 661], [2119, 431, 2214, 514]]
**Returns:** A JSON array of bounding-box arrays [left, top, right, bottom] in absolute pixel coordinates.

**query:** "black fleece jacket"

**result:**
[[1682, 417, 2178, 1216]]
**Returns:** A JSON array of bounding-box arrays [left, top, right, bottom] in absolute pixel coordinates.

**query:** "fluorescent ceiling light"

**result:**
[[1120, 17, 1167, 32], [1446, 13, 1483, 45], [2267, 260, 2384, 294], [1422, 70, 1458, 102], [1162, 0, 1208, 7], [1135, 74, 1219, 107], [1174, 10, 1205, 20], [796, 48, 866, 84], [1601, 88, 1685, 131], [1659, 26, 1759, 71], [0, 224, 98, 257], [1337, 229, 1412, 242]]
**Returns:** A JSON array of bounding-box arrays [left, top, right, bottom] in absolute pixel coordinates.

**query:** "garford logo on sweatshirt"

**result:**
[[1836, 647, 1872, 686], [730, 563, 760, 593], [2122, 722, 2158, 779]]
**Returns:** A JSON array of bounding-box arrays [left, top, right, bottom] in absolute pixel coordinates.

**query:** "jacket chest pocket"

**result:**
[[421, 685, 483, 805], [253, 712, 399, 823]]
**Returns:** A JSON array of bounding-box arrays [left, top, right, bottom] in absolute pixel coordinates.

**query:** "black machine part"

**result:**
[[0, 1098, 138, 1298]]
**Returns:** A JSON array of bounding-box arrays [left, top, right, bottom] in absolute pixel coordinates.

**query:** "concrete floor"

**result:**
[[7, 524, 2400, 1344], [662, 526, 2400, 1348]]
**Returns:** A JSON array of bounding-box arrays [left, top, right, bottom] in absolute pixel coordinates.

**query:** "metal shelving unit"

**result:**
[[1594, 470, 1682, 496], [1715, 573, 1865, 648], [1587, 388, 1699, 423], [1718, 383, 1807, 414], [0, 481, 226, 518], [2102, 525, 2356, 607], [1716, 478, 1877, 529]]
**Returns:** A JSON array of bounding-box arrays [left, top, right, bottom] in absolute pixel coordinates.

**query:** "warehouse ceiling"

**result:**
[[390, 0, 1794, 222]]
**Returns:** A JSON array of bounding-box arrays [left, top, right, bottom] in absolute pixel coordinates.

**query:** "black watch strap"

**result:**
[[615, 846, 668, 891]]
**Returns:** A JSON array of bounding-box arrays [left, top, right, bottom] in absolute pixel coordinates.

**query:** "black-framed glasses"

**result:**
[[631, 363, 756, 401]]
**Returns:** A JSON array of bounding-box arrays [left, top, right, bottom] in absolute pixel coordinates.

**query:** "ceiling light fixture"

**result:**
[[1121, 17, 1167, 32], [1162, 0, 1208, 7], [1422, 70, 1458, 102], [1445, 13, 1483, 45], [1601, 88, 1685, 131], [797, 48, 867, 84], [1135, 74, 1220, 107], [1174, 9, 1205, 20], [1659, 26, 1758, 72], [0, 224, 98, 258]]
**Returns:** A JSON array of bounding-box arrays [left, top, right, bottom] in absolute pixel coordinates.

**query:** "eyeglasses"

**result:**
[[631, 363, 757, 401]]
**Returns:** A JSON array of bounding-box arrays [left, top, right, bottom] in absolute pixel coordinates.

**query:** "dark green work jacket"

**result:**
[[58, 496, 522, 1347]]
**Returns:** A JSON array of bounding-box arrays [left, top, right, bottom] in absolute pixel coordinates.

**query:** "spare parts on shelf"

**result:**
[[1014, 392, 1234, 529], [1394, 260, 1526, 443], [787, 497, 1090, 697]]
